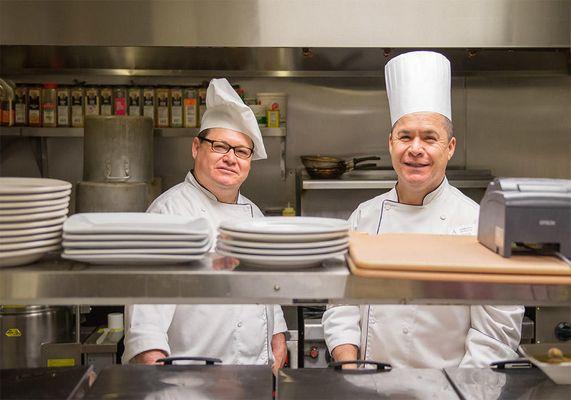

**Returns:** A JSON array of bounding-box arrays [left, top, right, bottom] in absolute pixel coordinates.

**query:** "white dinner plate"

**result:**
[[0, 196, 70, 210], [0, 238, 62, 252], [0, 177, 72, 195], [63, 232, 208, 241], [219, 217, 349, 235], [0, 208, 68, 223], [61, 253, 204, 265], [216, 249, 346, 269], [0, 224, 63, 238], [0, 202, 69, 216], [63, 236, 210, 249], [216, 242, 348, 256], [64, 213, 210, 235], [217, 236, 349, 250], [219, 229, 347, 243], [0, 231, 62, 244], [0, 244, 61, 268], [63, 242, 211, 255], [0, 189, 71, 202], [0, 215, 67, 231]]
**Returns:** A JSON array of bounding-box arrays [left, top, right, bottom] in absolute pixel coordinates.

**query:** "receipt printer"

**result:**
[[478, 178, 571, 258]]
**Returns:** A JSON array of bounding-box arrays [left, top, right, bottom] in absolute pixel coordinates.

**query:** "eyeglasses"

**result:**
[[198, 137, 254, 159]]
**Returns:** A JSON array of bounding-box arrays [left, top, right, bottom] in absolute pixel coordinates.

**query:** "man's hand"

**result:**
[[271, 332, 287, 375], [130, 349, 168, 365], [331, 344, 359, 369]]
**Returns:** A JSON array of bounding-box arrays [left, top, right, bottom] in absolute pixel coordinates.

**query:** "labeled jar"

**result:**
[[85, 87, 100, 116], [155, 88, 169, 128], [41, 83, 57, 127], [14, 86, 27, 126], [183, 88, 198, 128], [170, 87, 183, 128], [197, 87, 207, 127], [56, 87, 70, 126], [267, 110, 280, 128], [0, 80, 15, 127], [100, 86, 113, 116], [142, 87, 155, 120], [27, 87, 42, 127], [70, 87, 84, 127], [113, 87, 127, 116], [128, 87, 141, 116]]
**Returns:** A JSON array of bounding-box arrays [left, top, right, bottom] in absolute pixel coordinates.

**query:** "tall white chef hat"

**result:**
[[199, 78, 267, 160], [385, 51, 451, 126]]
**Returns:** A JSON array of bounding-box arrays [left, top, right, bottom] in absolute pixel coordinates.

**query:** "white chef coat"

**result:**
[[122, 171, 288, 365], [323, 178, 524, 369]]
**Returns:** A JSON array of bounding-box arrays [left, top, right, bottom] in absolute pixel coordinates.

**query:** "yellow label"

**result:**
[[5, 328, 22, 337], [47, 358, 76, 367]]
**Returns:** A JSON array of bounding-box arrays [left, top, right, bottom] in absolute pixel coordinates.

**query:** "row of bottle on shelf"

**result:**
[[0, 80, 287, 129]]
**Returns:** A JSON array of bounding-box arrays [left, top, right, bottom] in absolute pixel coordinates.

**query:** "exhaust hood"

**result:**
[[1, 0, 569, 48]]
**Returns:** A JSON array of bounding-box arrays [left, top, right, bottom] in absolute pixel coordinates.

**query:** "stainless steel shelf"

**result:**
[[1, 255, 569, 306], [0, 126, 286, 138]]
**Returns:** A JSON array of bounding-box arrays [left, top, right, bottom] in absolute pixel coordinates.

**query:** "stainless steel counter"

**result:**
[[444, 367, 570, 400], [1, 254, 570, 306], [277, 367, 459, 399], [84, 364, 272, 400]]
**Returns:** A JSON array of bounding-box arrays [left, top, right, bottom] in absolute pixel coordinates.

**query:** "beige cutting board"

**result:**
[[349, 232, 571, 276], [347, 255, 571, 285]]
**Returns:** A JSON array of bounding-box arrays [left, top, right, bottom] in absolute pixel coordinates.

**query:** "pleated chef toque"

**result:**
[[200, 78, 267, 160], [385, 51, 451, 126]]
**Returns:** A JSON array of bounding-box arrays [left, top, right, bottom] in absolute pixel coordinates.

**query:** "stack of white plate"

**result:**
[[216, 217, 350, 269], [62, 213, 211, 265], [0, 177, 71, 267]]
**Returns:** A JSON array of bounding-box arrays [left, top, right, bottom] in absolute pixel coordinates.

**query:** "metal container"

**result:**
[[83, 116, 153, 183], [0, 305, 73, 369], [76, 181, 149, 212]]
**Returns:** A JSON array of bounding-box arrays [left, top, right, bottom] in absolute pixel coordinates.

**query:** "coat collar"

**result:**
[[185, 170, 244, 204], [389, 177, 449, 207]]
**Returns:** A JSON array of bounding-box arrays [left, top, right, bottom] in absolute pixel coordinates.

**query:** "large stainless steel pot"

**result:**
[[0, 305, 73, 369], [83, 116, 154, 183], [76, 181, 149, 212]]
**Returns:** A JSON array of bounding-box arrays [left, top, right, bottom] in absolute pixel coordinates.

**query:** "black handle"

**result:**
[[352, 156, 381, 164], [353, 163, 379, 170], [156, 356, 222, 365], [490, 358, 533, 369], [329, 360, 392, 371]]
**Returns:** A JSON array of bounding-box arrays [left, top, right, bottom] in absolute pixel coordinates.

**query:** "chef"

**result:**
[[122, 78, 288, 374], [323, 52, 524, 368]]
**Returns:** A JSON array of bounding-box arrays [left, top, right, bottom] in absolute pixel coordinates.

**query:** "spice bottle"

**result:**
[[41, 83, 57, 127], [0, 80, 15, 126], [100, 86, 113, 116], [70, 87, 84, 127], [113, 87, 127, 116], [128, 87, 141, 116], [85, 86, 100, 116], [170, 87, 183, 128], [27, 86, 42, 127], [56, 86, 70, 126], [14, 86, 27, 126], [155, 87, 169, 128], [142, 87, 155, 120], [183, 88, 198, 128], [197, 87, 207, 127]]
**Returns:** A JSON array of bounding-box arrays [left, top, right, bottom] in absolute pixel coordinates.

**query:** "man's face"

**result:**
[[389, 112, 456, 194], [192, 128, 253, 193]]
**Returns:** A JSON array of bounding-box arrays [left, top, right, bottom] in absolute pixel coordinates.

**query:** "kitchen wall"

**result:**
[[1, 74, 569, 214]]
